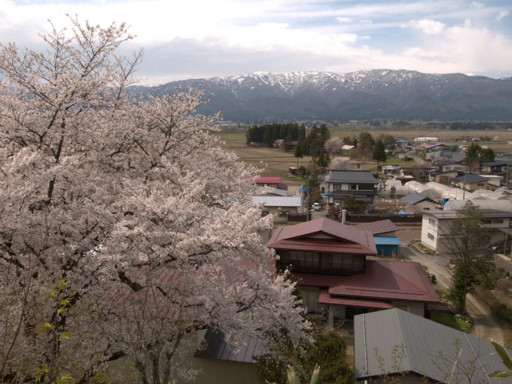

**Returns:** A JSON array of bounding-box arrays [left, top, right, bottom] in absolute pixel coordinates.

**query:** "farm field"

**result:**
[[217, 132, 312, 185], [216, 129, 512, 185]]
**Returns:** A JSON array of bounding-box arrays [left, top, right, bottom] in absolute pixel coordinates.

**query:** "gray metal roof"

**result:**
[[324, 170, 378, 184], [195, 330, 267, 363], [354, 309, 512, 383], [401, 192, 429, 205], [452, 174, 489, 183], [251, 196, 302, 207], [424, 209, 512, 220]]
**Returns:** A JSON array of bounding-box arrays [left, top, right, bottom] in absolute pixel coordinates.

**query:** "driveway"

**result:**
[[402, 246, 506, 345]]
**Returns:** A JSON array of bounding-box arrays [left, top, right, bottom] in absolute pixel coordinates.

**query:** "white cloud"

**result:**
[[0, 0, 511, 82], [410, 19, 446, 35], [497, 10, 509, 21], [336, 17, 352, 23]]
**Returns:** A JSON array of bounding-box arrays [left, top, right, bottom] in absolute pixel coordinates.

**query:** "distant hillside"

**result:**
[[129, 70, 512, 123]]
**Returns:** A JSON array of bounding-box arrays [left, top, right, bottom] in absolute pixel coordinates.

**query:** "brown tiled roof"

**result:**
[[255, 176, 281, 184], [354, 220, 399, 235], [295, 260, 439, 304], [318, 290, 392, 309], [267, 218, 377, 255]]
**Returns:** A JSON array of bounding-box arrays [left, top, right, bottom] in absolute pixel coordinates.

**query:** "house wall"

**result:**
[[298, 287, 321, 314], [263, 206, 300, 224], [421, 215, 510, 253], [421, 215, 439, 251], [414, 200, 437, 211]]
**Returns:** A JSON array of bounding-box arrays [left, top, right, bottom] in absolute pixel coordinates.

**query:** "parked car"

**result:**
[[312, 202, 321, 211]]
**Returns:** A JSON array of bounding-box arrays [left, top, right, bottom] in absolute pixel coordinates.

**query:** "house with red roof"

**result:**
[[267, 218, 439, 325], [254, 175, 287, 190]]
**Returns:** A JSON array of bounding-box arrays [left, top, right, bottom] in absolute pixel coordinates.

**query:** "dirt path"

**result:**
[[403, 246, 507, 345]]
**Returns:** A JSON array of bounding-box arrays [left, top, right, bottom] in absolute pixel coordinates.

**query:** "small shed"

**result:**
[[374, 236, 401, 256]]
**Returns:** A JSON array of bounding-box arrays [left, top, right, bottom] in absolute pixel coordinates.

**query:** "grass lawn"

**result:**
[[429, 311, 472, 333]]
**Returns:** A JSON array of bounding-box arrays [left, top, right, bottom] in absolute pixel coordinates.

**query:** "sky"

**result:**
[[1, 0, 512, 85]]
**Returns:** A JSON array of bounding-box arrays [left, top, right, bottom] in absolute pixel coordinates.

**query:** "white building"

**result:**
[[421, 209, 512, 253]]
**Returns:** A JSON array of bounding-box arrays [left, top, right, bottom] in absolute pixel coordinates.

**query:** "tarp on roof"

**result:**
[[374, 236, 401, 246]]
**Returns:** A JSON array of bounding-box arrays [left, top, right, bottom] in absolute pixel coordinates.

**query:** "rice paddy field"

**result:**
[[216, 128, 512, 185]]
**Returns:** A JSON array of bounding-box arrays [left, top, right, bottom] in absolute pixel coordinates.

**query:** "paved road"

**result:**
[[495, 253, 512, 275], [402, 246, 506, 345]]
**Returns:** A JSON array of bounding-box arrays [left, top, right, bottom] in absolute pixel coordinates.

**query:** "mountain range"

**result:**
[[129, 70, 512, 123]]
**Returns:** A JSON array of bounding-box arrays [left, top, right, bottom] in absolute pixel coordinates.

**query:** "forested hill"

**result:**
[[129, 70, 512, 123]]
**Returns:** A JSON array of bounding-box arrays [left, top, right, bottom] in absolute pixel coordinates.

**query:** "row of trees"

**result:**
[[0, 19, 309, 383], [246, 123, 303, 147], [294, 125, 331, 167]]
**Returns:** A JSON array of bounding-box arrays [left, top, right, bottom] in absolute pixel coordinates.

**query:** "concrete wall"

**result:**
[[189, 359, 260, 384]]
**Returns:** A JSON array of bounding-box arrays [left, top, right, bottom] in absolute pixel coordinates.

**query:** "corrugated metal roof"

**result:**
[[452, 174, 489, 183], [324, 170, 378, 184], [401, 192, 429, 205], [355, 220, 398, 235], [425, 209, 512, 220], [266, 188, 289, 196], [195, 330, 267, 364], [354, 308, 512, 383], [251, 196, 302, 207], [267, 218, 377, 255]]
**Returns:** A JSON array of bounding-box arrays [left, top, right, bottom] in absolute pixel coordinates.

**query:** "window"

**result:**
[[333, 184, 341, 191], [350, 184, 357, 190], [428, 233, 434, 240], [428, 218, 436, 225]]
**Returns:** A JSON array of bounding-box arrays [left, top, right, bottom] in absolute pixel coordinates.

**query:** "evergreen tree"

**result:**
[[372, 140, 387, 169], [294, 140, 304, 167], [442, 202, 488, 314]]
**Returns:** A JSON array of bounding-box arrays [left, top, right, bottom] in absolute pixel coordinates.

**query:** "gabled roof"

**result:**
[[267, 217, 377, 255], [354, 220, 398, 235], [195, 329, 266, 363], [424, 209, 512, 220], [265, 188, 288, 196], [354, 309, 512, 383], [324, 170, 378, 184], [401, 192, 433, 205], [452, 174, 488, 183], [255, 175, 281, 184], [251, 196, 301, 207], [482, 161, 508, 167], [295, 260, 439, 303]]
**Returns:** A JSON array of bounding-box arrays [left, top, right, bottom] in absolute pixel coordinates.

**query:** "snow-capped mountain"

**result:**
[[129, 70, 512, 122]]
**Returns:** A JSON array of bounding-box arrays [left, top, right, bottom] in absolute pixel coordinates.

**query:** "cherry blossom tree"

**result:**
[[0, 18, 308, 383], [324, 137, 344, 156], [329, 156, 353, 170]]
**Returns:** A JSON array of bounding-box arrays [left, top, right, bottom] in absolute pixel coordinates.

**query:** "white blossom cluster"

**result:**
[[0, 18, 309, 384]]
